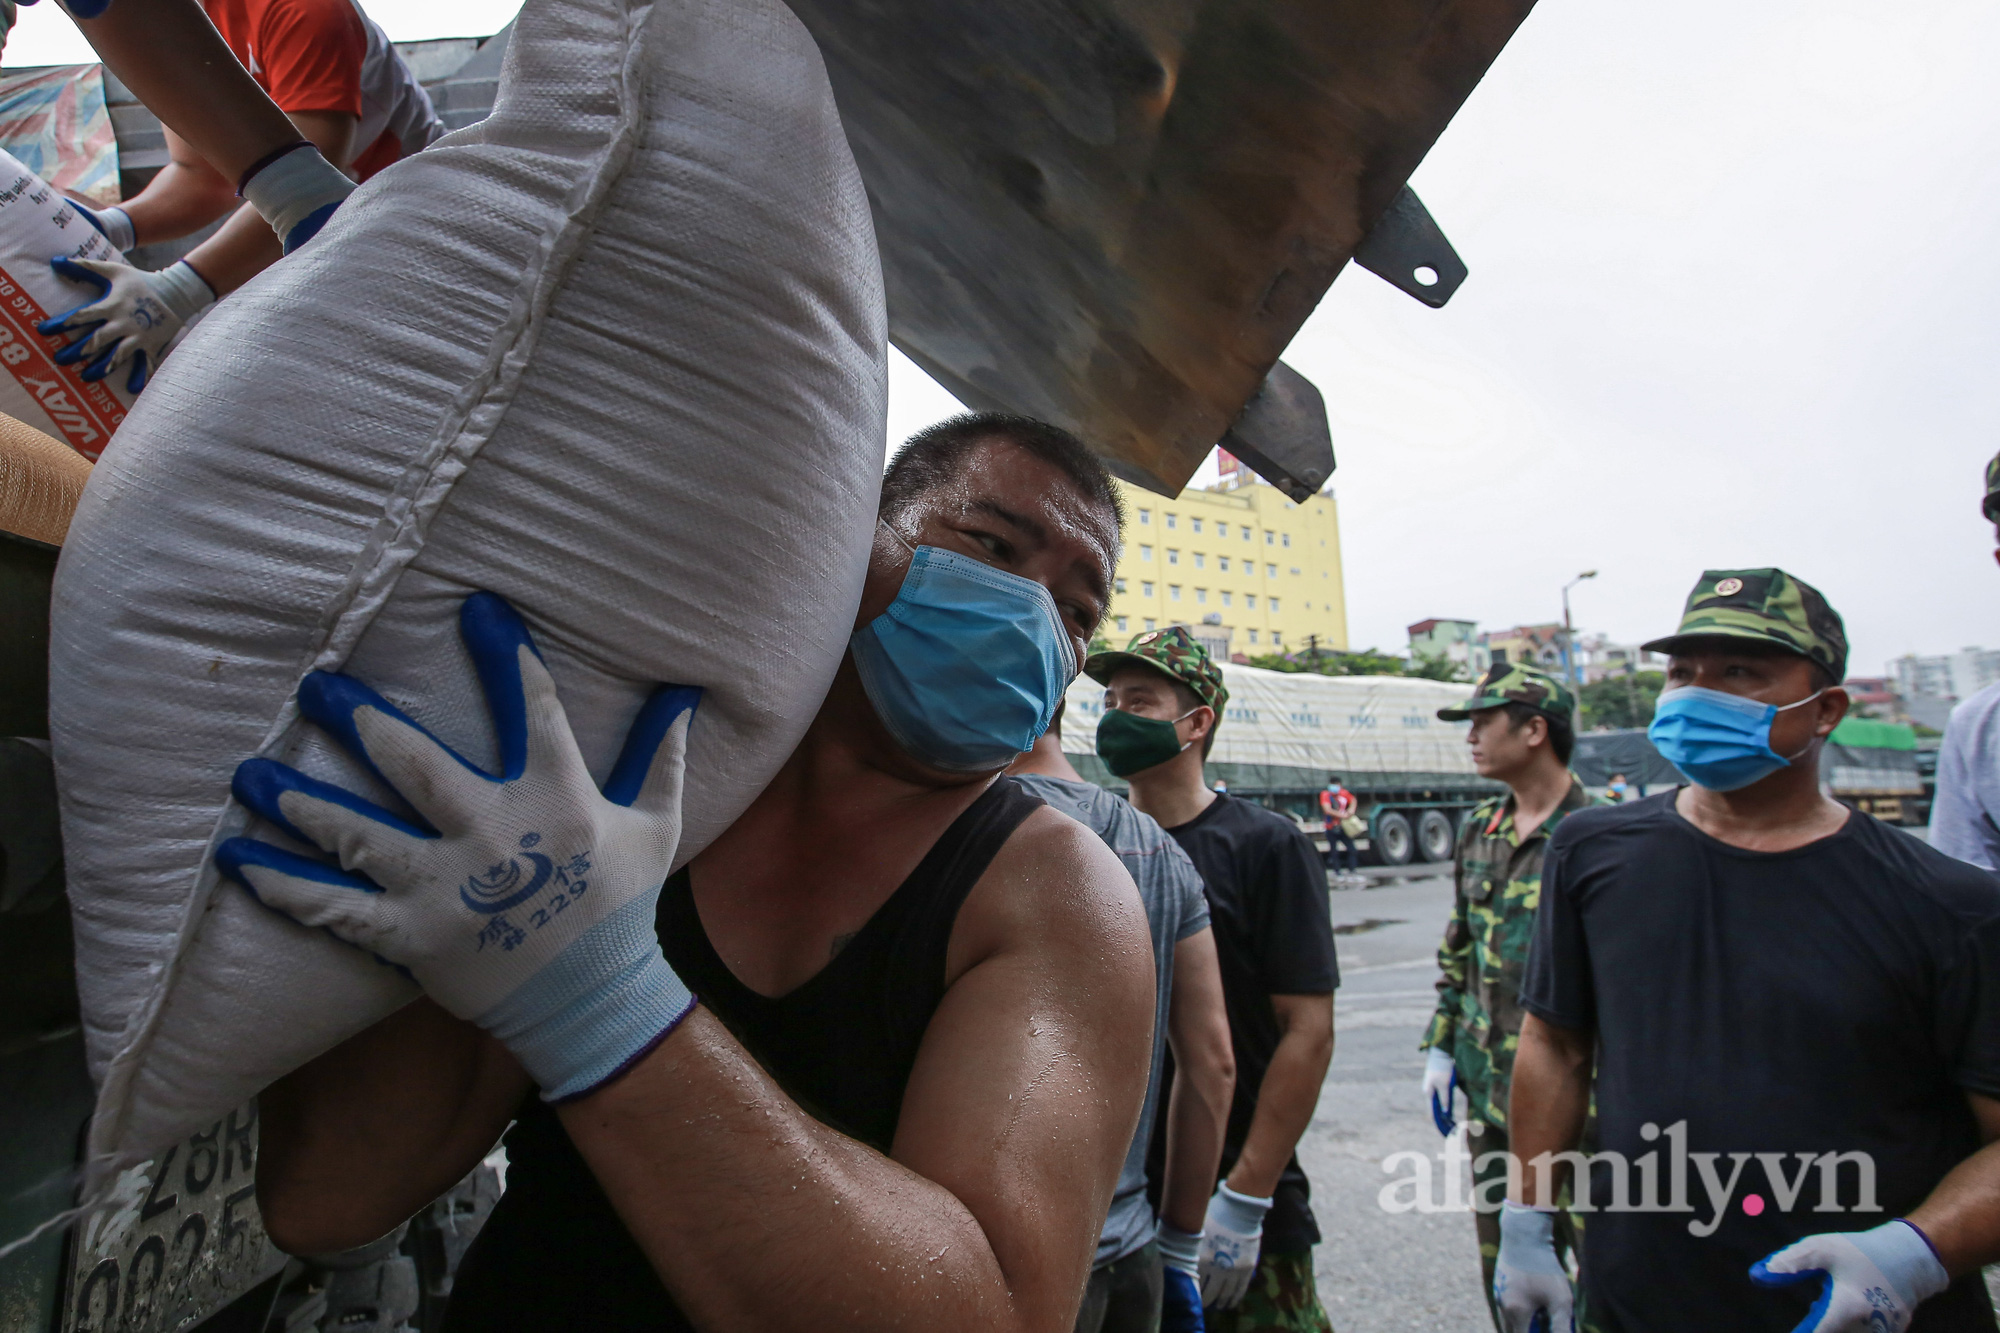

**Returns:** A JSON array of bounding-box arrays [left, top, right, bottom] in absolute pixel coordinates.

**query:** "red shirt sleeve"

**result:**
[[242, 0, 367, 117]]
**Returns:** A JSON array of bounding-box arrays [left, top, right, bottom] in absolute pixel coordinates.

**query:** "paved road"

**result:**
[[1303, 869, 1492, 1331]]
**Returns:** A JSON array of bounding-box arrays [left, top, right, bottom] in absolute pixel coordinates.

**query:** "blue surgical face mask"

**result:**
[[1647, 685, 1824, 792], [850, 525, 1079, 772]]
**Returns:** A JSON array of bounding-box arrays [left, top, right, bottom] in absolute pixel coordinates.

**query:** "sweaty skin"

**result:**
[[257, 438, 1156, 1332]]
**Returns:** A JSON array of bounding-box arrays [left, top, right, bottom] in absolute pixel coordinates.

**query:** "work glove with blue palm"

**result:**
[[1157, 1223, 1207, 1333], [38, 256, 211, 394], [1422, 1046, 1460, 1136], [70, 200, 136, 252], [1493, 1201, 1573, 1333], [1197, 1183, 1272, 1310], [216, 592, 702, 1101], [1750, 1219, 1949, 1333]]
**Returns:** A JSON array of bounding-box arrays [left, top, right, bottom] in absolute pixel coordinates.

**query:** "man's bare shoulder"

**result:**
[[945, 802, 1150, 985]]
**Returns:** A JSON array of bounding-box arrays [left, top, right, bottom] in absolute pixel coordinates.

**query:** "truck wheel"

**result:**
[[1375, 811, 1414, 866], [1417, 809, 1455, 863]]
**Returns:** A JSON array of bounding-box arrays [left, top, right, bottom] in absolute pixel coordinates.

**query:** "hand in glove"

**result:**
[[1198, 1183, 1271, 1311], [239, 142, 356, 253], [70, 201, 136, 252], [38, 257, 211, 393], [1493, 1201, 1573, 1333], [216, 592, 702, 1101], [1157, 1223, 1207, 1333], [1749, 1219, 1949, 1333], [1422, 1046, 1459, 1136]]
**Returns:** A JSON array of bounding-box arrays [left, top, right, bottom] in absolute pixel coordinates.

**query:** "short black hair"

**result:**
[[1503, 702, 1574, 766], [880, 412, 1124, 536]]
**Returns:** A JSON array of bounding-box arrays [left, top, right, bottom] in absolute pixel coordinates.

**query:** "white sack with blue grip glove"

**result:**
[[50, 0, 886, 1184]]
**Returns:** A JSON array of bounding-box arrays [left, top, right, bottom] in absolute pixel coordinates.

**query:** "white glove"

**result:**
[[39, 257, 211, 393], [71, 201, 136, 252], [1198, 1183, 1271, 1311], [1421, 1046, 1457, 1135], [239, 142, 356, 253], [1749, 1220, 1949, 1333], [217, 592, 701, 1101], [1493, 1201, 1572, 1333]]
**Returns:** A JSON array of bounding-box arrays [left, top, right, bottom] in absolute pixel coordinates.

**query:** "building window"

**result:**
[[1492, 647, 1508, 665], [1270, 598, 1280, 612], [1142, 581, 1154, 597], [1139, 509, 1151, 524], [1196, 588, 1208, 604], [1169, 585, 1181, 600], [1282, 533, 1291, 547], [1168, 549, 1179, 564], [1193, 553, 1205, 568], [1243, 528, 1252, 542], [1266, 531, 1275, 545], [1145, 618, 1156, 631], [1219, 556, 1230, 572], [1267, 563, 1277, 578], [1246, 595, 1257, 609], [1115, 577, 1127, 594], [1272, 631, 1283, 646], [1192, 517, 1203, 533], [1290, 567, 1300, 576], [1116, 616, 1128, 631], [1215, 523, 1228, 538], [1249, 629, 1260, 644], [1166, 513, 1178, 529], [1222, 591, 1233, 606], [1140, 544, 1153, 561]]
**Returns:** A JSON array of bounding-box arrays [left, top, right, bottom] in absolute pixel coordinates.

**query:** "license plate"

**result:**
[[62, 1103, 286, 1333]]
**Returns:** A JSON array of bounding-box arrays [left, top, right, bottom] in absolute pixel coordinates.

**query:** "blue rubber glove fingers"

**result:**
[[1161, 1269, 1206, 1333], [1431, 1068, 1460, 1137], [1493, 1202, 1574, 1333], [232, 755, 433, 849], [1750, 1220, 1949, 1333], [215, 834, 382, 932], [40, 256, 210, 392]]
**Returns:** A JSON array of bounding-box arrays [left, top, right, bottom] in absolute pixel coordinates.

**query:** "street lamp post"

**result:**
[[1561, 570, 1598, 686]]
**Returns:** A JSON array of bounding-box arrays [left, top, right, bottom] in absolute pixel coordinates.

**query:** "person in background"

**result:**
[[1092, 627, 1338, 1333], [1319, 775, 1361, 888], [1010, 702, 1236, 1333], [1929, 451, 2000, 870], [1503, 569, 2000, 1333], [1605, 772, 1629, 803], [41, 0, 440, 391], [1214, 778, 1229, 795], [1417, 662, 1594, 1330]]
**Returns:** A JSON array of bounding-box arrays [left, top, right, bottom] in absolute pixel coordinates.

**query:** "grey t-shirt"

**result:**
[[1931, 682, 2000, 870], [1013, 773, 1210, 1267]]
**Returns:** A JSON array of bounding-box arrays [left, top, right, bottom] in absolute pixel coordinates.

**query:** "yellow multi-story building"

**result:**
[[1104, 471, 1348, 662]]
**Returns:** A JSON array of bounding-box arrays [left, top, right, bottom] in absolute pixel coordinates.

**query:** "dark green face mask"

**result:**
[[1095, 706, 1196, 778]]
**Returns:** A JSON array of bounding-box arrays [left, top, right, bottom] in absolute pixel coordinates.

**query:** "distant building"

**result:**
[[1892, 648, 2000, 705], [1842, 676, 1904, 723], [1106, 473, 1346, 660], [1408, 618, 1478, 671], [1575, 635, 1668, 684], [1475, 623, 1567, 677]]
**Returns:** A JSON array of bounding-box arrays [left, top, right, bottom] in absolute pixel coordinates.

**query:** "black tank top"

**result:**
[[441, 777, 1044, 1333]]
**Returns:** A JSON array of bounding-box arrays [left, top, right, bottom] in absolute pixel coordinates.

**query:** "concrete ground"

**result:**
[[1304, 868, 1492, 1331]]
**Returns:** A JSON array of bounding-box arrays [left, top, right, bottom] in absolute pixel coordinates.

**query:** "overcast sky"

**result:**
[[11, 0, 1997, 676]]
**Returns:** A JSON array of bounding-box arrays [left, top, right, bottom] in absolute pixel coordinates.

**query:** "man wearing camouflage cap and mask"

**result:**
[[1500, 569, 2000, 1333], [1928, 454, 2000, 870], [1419, 662, 1595, 1330], [1089, 626, 1338, 1333]]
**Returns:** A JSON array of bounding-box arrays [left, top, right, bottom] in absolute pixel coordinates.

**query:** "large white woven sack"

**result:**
[[50, 0, 885, 1177]]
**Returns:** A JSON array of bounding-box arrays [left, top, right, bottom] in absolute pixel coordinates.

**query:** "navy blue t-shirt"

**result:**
[[1523, 792, 2000, 1332]]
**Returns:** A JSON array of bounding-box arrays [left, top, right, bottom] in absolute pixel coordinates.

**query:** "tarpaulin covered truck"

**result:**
[[1064, 666, 1501, 864]]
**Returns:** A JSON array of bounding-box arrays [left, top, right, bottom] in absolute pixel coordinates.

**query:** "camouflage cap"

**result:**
[[1641, 568, 1847, 682], [1983, 452, 2000, 523], [1083, 625, 1230, 712], [1436, 662, 1575, 722]]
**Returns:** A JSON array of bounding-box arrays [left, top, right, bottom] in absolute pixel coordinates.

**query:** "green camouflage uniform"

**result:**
[[1082, 624, 1230, 712], [1982, 452, 2000, 523], [1427, 663, 1595, 1331]]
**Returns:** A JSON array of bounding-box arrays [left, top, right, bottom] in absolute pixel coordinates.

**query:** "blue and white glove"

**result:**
[[215, 592, 702, 1102], [70, 201, 135, 252], [1422, 1046, 1458, 1136], [38, 257, 211, 393], [1494, 1201, 1573, 1333], [1749, 1219, 1949, 1333], [1157, 1223, 1207, 1333], [1198, 1183, 1270, 1311], [239, 142, 355, 253]]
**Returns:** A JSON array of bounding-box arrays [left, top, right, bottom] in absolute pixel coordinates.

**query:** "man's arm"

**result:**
[[180, 109, 355, 296], [1906, 1091, 2000, 1275], [1160, 926, 1234, 1232], [108, 126, 239, 247], [1507, 1013, 1593, 1204], [560, 809, 1155, 1333], [1423, 851, 1472, 1054], [1223, 992, 1332, 1197], [257, 997, 530, 1254]]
